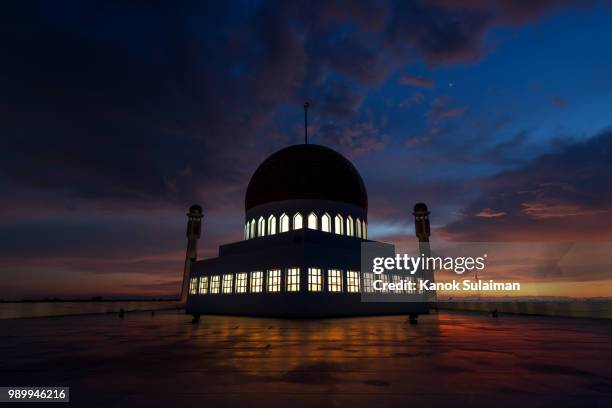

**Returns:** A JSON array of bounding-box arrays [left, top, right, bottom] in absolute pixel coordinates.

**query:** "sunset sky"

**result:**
[[2, 1, 612, 299]]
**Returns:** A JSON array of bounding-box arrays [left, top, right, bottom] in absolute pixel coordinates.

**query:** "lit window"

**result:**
[[347, 271, 360, 293], [334, 214, 344, 235], [392, 275, 402, 294], [222, 274, 233, 294], [199, 276, 209, 294], [258, 217, 265, 237], [280, 213, 289, 233], [308, 213, 317, 229], [380, 273, 389, 293], [308, 268, 322, 292], [293, 213, 303, 229], [328, 269, 343, 292], [268, 215, 277, 235], [346, 216, 354, 236], [356, 218, 362, 238], [250, 271, 263, 293], [235, 273, 247, 293], [189, 277, 198, 295], [363, 221, 367, 239], [210, 275, 220, 294], [244, 224, 248, 240], [405, 276, 416, 294], [267, 269, 281, 292], [249, 219, 256, 239], [363, 272, 374, 293], [286, 268, 300, 292], [321, 213, 331, 232]]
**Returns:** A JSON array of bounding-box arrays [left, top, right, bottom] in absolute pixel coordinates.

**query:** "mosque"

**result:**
[[181, 109, 433, 318]]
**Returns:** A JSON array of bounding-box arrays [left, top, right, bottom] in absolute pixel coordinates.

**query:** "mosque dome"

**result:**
[[245, 144, 368, 211]]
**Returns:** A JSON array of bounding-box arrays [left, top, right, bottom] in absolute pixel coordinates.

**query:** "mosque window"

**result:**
[[287, 268, 300, 292], [199, 276, 209, 295], [250, 271, 263, 293], [380, 274, 389, 293], [308, 268, 322, 292], [363, 272, 374, 293], [222, 274, 233, 294], [267, 269, 281, 292], [280, 213, 289, 233], [328, 269, 343, 292], [268, 215, 277, 235], [307, 212, 317, 230], [321, 213, 331, 232], [392, 275, 402, 294], [189, 277, 198, 295], [334, 215, 344, 235], [363, 221, 367, 239], [249, 219, 256, 239], [405, 276, 416, 294], [346, 216, 354, 236], [356, 218, 362, 238], [293, 213, 303, 229], [210, 276, 220, 294], [347, 271, 360, 293], [235, 273, 247, 293], [244, 224, 248, 240], [258, 217, 265, 237]]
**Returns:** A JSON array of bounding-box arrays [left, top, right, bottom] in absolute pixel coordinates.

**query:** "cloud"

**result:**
[[475, 208, 508, 218], [399, 74, 435, 88], [551, 95, 568, 108], [441, 129, 612, 241], [425, 96, 467, 123]]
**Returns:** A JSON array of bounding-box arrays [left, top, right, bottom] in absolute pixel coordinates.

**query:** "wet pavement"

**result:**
[[1, 310, 611, 407]]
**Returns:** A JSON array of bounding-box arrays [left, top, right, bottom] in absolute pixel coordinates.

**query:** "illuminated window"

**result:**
[[334, 214, 344, 235], [280, 213, 289, 233], [363, 272, 374, 293], [308, 268, 322, 292], [210, 275, 220, 294], [307, 212, 317, 230], [222, 274, 233, 294], [189, 277, 198, 295], [250, 271, 263, 293], [268, 215, 277, 235], [347, 271, 360, 293], [293, 212, 303, 229], [363, 221, 367, 239], [405, 276, 416, 294], [244, 224, 248, 240], [321, 213, 331, 232], [249, 219, 256, 239], [235, 273, 247, 293], [346, 216, 354, 236], [392, 275, 402, 294], [267, 269, 281, 292], [258, 217, 265, 237], [356, 218, 362, 238], [199, 276, 209, 294], [286, 268, 300, 292], [328, 269, 343, 292], [380, 273, 389, 293]]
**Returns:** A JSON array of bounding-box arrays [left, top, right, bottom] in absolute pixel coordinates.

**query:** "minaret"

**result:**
[[413, 203, 435, 300], [181, 204, 203, 303]]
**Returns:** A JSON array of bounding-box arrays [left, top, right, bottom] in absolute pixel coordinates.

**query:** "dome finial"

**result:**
[[304, 102, 310, 144]]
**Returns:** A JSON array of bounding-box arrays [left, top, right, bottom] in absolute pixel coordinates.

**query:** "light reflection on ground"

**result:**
[[1, 311, 611, 407]]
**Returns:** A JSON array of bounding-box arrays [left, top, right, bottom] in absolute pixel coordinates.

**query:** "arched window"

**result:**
[[293, 212, 303, 229], [321, 213, 331, 232], [363, 220, 367, 239], [267, 215, 277, 235], [334, 214, 344, 235], [258, 217, 265, 237], [356, 218, 362, 238], [244, 223, 249, 239], [307, 212, 317, 230], [346, 216, 354, 236], [249, 219, 256, 238], [280, 213, 289, 233]]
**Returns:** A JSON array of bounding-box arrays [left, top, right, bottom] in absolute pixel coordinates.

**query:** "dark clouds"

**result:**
[[441, 129, 612, 241]]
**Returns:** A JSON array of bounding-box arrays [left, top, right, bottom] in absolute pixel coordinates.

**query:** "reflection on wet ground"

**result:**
[[1, 311, 611, 407]]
